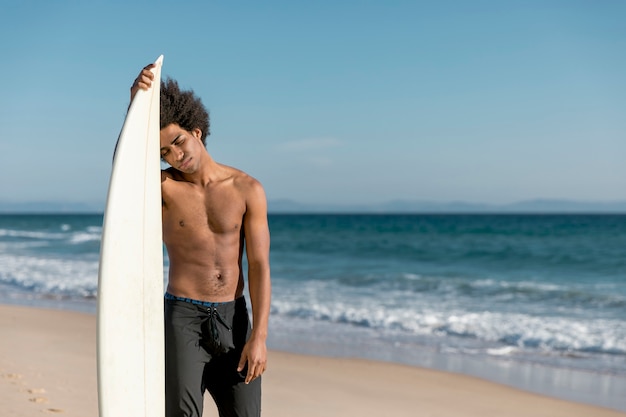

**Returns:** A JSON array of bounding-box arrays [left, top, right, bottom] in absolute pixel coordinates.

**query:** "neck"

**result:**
[[179, 153, 221, 186]]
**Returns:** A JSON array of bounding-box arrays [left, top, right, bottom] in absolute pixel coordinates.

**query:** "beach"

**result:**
[[2, 213, 625, 414], [1, 304, 624, 417]]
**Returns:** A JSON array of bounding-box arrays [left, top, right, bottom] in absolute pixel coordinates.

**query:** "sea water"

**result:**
[[1, 213, 625, 411]]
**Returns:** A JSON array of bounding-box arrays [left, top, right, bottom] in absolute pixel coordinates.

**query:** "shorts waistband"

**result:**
[[164, 292, 235, 307]]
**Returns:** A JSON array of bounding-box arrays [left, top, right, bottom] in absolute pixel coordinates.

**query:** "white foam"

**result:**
[[0, 228, 64, 240], [0, 253, 98, 297], [0, 225, 102, 245], [270, 277, 626, 358], [487, 346, 518, 356], [69, 231, 101, 244]]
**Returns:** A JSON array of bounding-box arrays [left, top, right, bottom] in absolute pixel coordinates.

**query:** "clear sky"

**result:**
[[2, 1, 624, 207]]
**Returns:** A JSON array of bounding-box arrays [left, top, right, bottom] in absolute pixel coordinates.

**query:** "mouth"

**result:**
[[179, 158, 191, 170]]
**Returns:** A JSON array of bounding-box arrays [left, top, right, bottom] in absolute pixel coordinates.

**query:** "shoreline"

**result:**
[[1, 303, 625, 417], [268, 314, 626, 413]]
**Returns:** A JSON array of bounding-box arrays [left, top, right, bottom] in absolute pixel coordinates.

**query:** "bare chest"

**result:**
[[162, 180, 246, 236]]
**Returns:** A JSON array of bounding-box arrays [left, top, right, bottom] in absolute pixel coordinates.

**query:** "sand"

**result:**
[[1, 304, 624, 417]]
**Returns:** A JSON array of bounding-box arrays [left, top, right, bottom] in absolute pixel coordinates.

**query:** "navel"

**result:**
[[179, 220, 185, 227]]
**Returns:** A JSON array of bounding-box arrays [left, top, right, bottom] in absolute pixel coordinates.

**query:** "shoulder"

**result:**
[[221, 164, 264, 192], [161, 167, 178, 182], [220, 164, 267, 206]]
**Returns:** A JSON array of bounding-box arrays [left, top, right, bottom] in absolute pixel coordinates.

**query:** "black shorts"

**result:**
[[164, 294, 261, 417]]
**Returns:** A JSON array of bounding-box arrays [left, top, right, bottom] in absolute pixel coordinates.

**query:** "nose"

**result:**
[[174, 147, 184, 161]]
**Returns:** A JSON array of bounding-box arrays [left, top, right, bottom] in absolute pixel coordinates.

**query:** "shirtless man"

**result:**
[[130, 64, 271, 417]]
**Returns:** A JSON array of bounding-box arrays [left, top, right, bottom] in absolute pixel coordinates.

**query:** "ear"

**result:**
[[192, 128, 202, 140]]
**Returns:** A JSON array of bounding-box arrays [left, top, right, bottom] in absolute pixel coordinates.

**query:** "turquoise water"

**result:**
[[1, 213, 625, 410]]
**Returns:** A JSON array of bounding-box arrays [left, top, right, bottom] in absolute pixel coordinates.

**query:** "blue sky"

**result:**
[[1, 1, 624, 207]]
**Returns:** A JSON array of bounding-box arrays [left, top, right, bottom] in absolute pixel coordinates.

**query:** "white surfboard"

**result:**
[[97, 55, 164, 417]]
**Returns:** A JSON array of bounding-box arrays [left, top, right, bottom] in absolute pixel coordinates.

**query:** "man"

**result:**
[[130, 63, 271, 417]]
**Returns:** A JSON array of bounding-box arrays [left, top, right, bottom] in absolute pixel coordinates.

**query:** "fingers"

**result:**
[[237, 354, 247, 374], [130, 63, 156, 101], [237, 350, 267, 384], [245, 359, 266, 384], [134, 66, 155, 88]]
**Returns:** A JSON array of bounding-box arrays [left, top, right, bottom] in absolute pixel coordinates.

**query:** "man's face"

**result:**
[[160, 123, 204, 173]]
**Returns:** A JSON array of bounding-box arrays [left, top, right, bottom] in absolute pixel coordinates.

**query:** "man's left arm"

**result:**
[[237, 178, 271, 384]]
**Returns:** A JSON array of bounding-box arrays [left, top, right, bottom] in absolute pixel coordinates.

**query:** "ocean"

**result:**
[[1, 213, 625, 411]]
